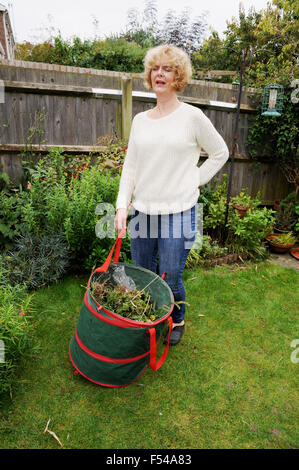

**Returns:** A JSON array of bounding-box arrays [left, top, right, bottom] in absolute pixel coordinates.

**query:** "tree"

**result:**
[[192, 1, 298, 88], [142, 0, 158, 36], [248, 0, 299, 88], [118, 0, 208, 54], [192, 30, 238, 82]]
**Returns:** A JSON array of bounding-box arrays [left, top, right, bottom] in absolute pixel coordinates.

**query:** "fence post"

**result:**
[[121, 74, 132, 140]]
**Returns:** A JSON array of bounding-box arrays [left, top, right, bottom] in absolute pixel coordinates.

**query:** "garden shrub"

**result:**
[[0, 189, 24, 252], [201, 174, 276, 258], [0, 257, 34, 399], [274, 191, 299, 233], [18, 146, 131, 272], [225, 204, 276, 258], [62, 165, 120, 267], [2, 229, 70, 291], [16, 36, 146, 73]]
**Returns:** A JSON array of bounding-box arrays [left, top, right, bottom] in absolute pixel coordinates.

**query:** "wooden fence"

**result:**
[[0, 59, 293, 204]]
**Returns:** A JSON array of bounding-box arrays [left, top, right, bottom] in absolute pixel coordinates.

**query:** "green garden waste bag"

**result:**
[[69, 229, 174, 387]]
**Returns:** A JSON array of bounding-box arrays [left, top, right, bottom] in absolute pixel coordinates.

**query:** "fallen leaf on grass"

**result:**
[[44, 418, 63, 447], [272, 428, 280, 436]]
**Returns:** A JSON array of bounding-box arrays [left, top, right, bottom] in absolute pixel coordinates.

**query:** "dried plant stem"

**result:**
[[44, 418, 63, 447], [131, 274, 161, 300], [141, 293, 152, 317]]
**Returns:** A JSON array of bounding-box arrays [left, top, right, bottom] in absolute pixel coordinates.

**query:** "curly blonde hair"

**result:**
[[143, 44, 193, 93]]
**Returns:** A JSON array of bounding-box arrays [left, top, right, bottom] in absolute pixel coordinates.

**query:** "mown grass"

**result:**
[[0, 260, 298, 449]]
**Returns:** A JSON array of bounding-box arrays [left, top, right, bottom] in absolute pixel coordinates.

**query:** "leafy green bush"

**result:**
[[197, 174, 227, 218], [0, 257, 34, 399], [17, 146, 129, 271], [225, 204, 276, 257], [62, 166, 120, 266], [203, 175, 229, 241], [203, 179, 276, 258], [16, 35, 146, 73], [0, 189, 24, 251]]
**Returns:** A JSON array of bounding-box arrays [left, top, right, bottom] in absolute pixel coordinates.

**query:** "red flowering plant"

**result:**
[[63, 154, 92, 182]]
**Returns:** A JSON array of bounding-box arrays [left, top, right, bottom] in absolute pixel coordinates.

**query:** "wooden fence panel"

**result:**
[[0, 59, 293, 203]]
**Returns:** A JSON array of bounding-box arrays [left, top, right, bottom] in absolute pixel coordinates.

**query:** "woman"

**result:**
[[114, 44, 229, 346]]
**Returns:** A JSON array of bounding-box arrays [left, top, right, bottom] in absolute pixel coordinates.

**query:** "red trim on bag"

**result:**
[[147, 316, 173, 372], [74, 325, 150, 363], [84, 291, 141, 328], [69, 341, 147, 388], [94, 228, 125, 273], [95, 299, 172, 328]]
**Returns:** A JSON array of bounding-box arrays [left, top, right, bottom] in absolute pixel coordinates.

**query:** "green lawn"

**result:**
[[0, 260, 298, 449]]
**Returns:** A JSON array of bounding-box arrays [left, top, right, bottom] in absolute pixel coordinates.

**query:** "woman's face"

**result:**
[[150, 61, 176, 95]]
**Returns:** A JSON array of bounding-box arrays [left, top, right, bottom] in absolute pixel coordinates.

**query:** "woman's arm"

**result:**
[[195, 109, 229, 187], [115, 118, 137, 210]]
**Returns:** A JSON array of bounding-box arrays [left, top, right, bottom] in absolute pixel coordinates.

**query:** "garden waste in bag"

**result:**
[[69, 228, 174, 387]]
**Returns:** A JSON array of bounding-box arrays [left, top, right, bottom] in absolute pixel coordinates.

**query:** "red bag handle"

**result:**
[[94, 227, 126, 273], [147, 316, 173, 372]]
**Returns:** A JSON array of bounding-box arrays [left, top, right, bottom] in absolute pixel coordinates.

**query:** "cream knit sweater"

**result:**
[[116, 102, 229, 215]]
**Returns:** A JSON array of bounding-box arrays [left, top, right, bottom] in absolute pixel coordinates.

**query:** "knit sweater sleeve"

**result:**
[[195, 109, 229, 187], [115, 118, 137, 210]]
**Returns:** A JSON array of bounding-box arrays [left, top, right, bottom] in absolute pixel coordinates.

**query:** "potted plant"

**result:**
[[274, 203, 296, 233], [274, 192, 299, 233], [290, 247, 299, 260], [266, 231, 297, 253], [231, 189, 253, 218]]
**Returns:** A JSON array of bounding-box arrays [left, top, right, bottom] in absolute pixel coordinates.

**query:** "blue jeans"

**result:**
[[129, 204, 198, 323]]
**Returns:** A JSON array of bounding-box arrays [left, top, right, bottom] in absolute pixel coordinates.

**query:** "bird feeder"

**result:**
[[261, 84, 284, 117]]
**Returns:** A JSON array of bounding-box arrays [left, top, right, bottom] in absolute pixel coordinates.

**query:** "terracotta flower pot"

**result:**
[[290, 247, 299, 260], [266, 234, 296, 253], [233, 203, 249, 218]]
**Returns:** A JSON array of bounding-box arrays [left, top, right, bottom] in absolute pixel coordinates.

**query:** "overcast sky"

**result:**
[[4, 0, 271, 44]]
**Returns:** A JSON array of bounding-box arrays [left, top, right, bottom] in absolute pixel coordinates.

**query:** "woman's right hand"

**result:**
[[114, 208, 128, 237]]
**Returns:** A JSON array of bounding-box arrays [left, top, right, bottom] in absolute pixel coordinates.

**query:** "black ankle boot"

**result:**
[[163, 325, 185, 346]]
